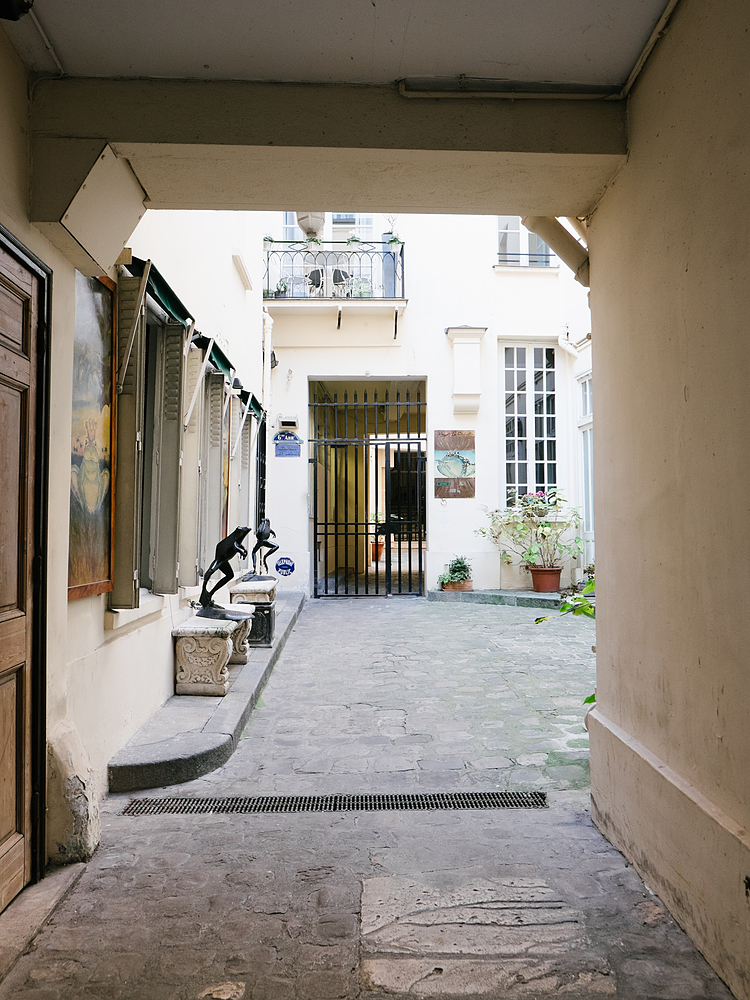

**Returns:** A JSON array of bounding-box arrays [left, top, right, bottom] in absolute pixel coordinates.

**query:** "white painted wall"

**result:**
[[262, 211, 591, 594]]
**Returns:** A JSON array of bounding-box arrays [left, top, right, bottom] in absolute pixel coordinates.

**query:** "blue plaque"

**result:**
[[276, 557, 295, 577], [274, 431, 302, 457]]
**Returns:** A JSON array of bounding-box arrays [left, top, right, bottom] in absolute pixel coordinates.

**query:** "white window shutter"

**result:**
[[179, 346, 204, 587], [149, 322, 184, 594], [199, 371, 225, 571], [111, 276, 146, 608]]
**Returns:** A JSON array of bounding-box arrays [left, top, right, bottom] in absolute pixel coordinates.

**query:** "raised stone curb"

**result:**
[[427, 588, 560, 609], [107, 591, 305, 792]]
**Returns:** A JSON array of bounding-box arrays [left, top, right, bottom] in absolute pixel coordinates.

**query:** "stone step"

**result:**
[[427, 588, 561, 609]]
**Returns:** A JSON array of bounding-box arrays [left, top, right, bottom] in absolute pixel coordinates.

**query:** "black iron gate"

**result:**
[[311, 389, 426, 596]]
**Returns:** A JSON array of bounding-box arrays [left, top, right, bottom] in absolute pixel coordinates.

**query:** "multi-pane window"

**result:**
[[504, 346, 557, 504], [580, 375, 593, 418], [282, 212, 305, 242], [579, 374, 593, 534], [497, 216, 555, 267]]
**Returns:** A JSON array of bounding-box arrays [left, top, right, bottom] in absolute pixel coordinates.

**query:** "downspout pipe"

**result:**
[[521, 217, 590, 287]]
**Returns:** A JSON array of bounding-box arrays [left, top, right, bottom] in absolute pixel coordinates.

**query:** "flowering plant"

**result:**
[[476, 490, 582, 568]]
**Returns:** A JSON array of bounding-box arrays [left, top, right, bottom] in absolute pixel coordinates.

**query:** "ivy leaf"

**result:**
[[583, 692, 596, 704]]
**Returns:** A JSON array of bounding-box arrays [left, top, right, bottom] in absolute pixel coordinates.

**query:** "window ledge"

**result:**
[[493, 265, 559, 276], [104, 591, 166, 631]]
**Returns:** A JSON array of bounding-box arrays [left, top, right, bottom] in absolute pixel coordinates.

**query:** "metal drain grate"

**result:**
[[123, 791, 547, 816]]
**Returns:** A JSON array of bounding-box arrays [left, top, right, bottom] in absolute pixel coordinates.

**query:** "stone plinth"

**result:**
[[230, 575, 278, 604], [172, 616, 238, 695], [231, 577, 277, 647]]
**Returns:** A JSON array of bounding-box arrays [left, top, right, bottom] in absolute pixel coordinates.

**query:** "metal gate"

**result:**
[[311, 388, 426, 596]]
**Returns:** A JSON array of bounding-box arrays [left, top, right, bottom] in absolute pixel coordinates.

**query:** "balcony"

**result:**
[[263, 240, 405, 300]]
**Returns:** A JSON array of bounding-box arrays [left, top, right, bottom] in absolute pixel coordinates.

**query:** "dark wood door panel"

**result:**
[[0, 380, 25, 615], [0, 237, 37, 912]]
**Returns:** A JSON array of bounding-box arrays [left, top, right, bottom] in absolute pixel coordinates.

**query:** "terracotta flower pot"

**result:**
[[529, 567, 562, 593], [441, 579, 473, 591], [371, 540, 384, 561]]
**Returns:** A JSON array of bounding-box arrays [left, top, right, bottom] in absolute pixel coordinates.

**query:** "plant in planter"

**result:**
[[275, 278, 289, 298], [438, 555, 473, 592], [476, 490, 582, 593], [369, 511, 385, 561], [352, 277, 372, 298]]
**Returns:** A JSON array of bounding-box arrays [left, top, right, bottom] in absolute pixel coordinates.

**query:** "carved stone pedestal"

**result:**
[[172, 617, 239, 696], [230, 576, 277, 647]]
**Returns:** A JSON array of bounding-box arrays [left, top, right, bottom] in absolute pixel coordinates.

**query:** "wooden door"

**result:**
[[0, 241, 37, 911]]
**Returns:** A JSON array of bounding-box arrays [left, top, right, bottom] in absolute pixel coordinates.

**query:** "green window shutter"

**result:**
[[111, 276, 146, 608], [179, 345, 204, 587], [149, 322, 184, 594]]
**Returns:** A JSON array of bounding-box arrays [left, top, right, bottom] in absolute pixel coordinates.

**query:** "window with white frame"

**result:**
[[282, 212, 305, 242], [497, 216, 555, 267], [503, 346, 557, 504]]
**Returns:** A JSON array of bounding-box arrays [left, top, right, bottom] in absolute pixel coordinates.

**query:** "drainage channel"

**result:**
[[123, 791, 547, 816]]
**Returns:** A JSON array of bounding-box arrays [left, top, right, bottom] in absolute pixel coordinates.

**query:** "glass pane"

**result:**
[[505, 395, 515, 414], [516, 348, 525, 367], [546, 348, 555, 368], [506, 440, 515, 460], [517, 417, 527, 438], [547, 464, 557, 484], [547, 417, 556, 437], [546, 394, 555, 415], [505, 370, 514, 390], [535, 416, 544, 437], [535, 394, 543, 414], [536, 463, 545, 484], [546, 371, 555, 391], [506, 463, 516, 484], [535, 441, 544, 460], [534, 371, 543, 390], [505, 347, 514, 367], [517, 393, 526, 414], [534, 348, 543, 368], [518, 463, 527, 484], [547, 440, 556, 461], [516, 371, 526, 390], [518, 440, 527, 460], [506, 417, 515, 437]]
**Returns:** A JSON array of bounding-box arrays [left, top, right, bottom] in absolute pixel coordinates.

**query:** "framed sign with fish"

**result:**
[[434, 429, 476, 498], [68, 273, 116, 599]]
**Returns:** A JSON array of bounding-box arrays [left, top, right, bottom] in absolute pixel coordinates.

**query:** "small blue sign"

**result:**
[[274, 431, 302, 458], [276, 557, 295, 577]]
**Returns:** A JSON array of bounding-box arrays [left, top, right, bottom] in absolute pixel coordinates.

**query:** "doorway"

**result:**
[[0, 228, 49, 910], [310, 381, 426, 597]]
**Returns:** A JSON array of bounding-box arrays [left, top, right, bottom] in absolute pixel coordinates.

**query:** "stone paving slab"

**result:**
[[427, 589, 561, 609], [0, 600, 733, 1000]]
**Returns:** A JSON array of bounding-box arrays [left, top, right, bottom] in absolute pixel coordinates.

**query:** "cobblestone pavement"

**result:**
[[0, 601, 733, 1000]]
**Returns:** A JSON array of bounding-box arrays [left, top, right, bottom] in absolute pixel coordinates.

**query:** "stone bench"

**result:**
[[172, 607, 255, 696]]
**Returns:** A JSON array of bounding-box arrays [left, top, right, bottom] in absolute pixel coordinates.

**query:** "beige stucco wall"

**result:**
[[588, 0, 750, 994]]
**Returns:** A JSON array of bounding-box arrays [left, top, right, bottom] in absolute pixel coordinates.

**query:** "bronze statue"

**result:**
[[244, 518, 279, 578], [196, 526, 252, 618]]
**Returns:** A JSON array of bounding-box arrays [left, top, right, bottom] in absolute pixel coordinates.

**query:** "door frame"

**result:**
[[0, 222, 51, 886]]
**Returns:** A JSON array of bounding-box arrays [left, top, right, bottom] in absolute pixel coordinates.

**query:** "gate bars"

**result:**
[[311, 389, 426, 597]]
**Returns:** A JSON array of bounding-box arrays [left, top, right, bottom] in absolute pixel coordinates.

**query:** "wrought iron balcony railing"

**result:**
[[497, 252, 558, 267], [263, 240, 405, 300]]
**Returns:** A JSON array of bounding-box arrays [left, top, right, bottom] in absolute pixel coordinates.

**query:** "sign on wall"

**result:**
[[434, 429, 476, 498], [274, 431, 302, 457], [276, 557, 295, 577]]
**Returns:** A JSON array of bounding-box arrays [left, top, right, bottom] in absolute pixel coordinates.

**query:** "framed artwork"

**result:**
[[434, 429, 476, 498], [68, 273, 115, 599]]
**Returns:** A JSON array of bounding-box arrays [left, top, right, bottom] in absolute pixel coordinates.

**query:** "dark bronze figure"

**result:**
[[196, 526, 252, 618], [246, 518, 279, 578]]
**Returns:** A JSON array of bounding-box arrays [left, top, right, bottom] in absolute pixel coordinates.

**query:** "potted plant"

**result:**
[[476, 490, 582, 593], [438, 555, 473, 592], [262, 287, 274, 299], [352, 277, 372, 298], [275, 278, 289, 298], [369, 511, 385, 561], [263, 235, 275, 249]]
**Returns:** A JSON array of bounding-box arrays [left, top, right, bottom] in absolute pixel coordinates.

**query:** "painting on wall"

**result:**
[[434, 430, 476, 498], [68, 273, 115, 599]]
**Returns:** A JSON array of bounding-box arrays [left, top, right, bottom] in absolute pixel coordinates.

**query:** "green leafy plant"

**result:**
[[352, 277, 372, 297], [476, 490, 582, 568], [387, 235, 403, 246], [437, 555, 472, 585], [346, 235, 362, 245], [275, 278, 289, 294], [306, 236, 322, 245], [369, 511, 385, 523], [535, 578, 596, 705]]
